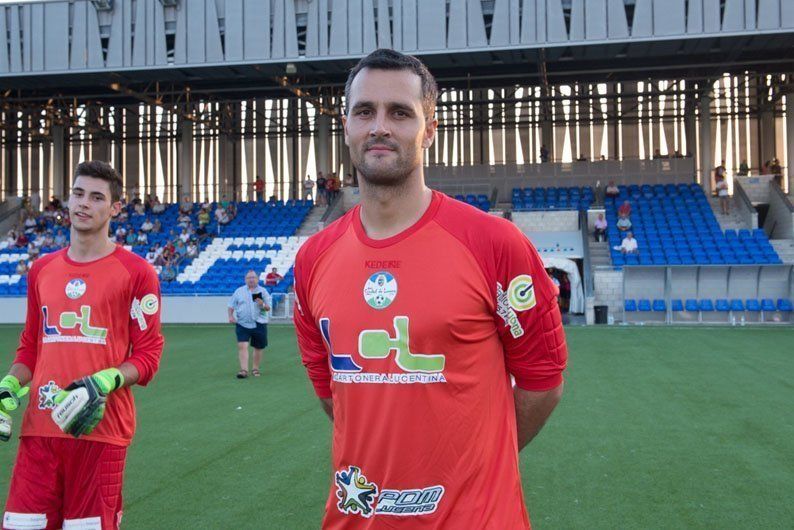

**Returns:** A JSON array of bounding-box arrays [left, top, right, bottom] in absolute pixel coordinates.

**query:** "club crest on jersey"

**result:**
[[37, 380, 62, 410], [335, 466, 378, 518], [363, 271, 397, 310], [65, 278, 86, 299]]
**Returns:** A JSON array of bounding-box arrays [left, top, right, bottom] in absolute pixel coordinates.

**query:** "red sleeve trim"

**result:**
[[514, 373, 564, 392], [126, 356, 153, 386]]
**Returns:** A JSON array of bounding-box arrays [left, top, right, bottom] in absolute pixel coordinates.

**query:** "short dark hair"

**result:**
[[73, 160, 123, 202], [344, 48, 438, 118]]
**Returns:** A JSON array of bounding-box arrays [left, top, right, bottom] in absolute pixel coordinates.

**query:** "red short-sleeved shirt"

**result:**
[[294, 191, 567, 529]]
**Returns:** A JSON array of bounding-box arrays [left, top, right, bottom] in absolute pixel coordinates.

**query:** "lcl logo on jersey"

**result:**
[[320, 316, 447, 385], [41, 305, 108, 345]]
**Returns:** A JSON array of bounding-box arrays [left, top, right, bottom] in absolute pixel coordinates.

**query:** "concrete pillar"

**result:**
[[699, 93, 713, 194], [786, 105, 794, 192], [4, 111, 18, 197], [124, 106, 140, 198], [472, 89, 486, 164], [315, 113, 331, 176], [218, 103, 240, 200], [177, 116, 193, 200], [51, 124, 68, 200], [759, 104, 776, 170], [684, 103, 696, 159]]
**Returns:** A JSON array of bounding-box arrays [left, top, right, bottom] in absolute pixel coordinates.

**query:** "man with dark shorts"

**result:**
[[227, 270, 271, 378]]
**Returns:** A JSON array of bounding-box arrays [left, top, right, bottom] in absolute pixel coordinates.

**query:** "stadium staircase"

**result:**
[[588, 240, 611, 267], [707, 195, 750, 231], [295, 204, 327, 237], [770, 239, 794, 264]]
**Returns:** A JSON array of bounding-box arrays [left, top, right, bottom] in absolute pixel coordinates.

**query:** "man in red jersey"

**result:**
[[1, 161, 164, 530], [293, 49, 568, 529]]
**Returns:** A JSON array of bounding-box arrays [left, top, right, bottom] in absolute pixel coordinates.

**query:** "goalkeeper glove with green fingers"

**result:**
[[0, 375, 29, 442], [51, 368, 124, 438]]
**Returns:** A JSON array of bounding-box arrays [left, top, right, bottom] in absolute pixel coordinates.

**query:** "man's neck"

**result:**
[[67, 226, 116, 263], [358, 173, 433, 240]]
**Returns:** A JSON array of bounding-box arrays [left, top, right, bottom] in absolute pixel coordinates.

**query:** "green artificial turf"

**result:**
[[0, 325, 792, 529]]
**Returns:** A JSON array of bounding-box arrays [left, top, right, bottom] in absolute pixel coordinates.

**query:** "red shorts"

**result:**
[[3, 436, 126, 530]]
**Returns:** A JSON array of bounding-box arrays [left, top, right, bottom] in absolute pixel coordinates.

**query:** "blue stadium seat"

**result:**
[[778, 299, 793, 312], [745, 299, 760, 312], [685, 299, 698, 312], [637, 299, 652, 311], [671, 299, 683, 311], [715, 299, 730, 312], [699, 299, 714, 311], [729, 299, 744, 312], [624, 299, 637, 312], [652, 299, 666, 312], [761, 299, 776, 311]]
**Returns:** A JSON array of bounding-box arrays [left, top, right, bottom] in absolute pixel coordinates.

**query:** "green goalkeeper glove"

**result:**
[[51, 368, 124, 438], [0, 375, 29, 442]]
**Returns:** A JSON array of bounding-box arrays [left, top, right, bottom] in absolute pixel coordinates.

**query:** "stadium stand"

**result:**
[[604, 183, 782, 268], [454, 193, 491, 211], [0, 199, 312, 298], [511, 186, 594, 211]]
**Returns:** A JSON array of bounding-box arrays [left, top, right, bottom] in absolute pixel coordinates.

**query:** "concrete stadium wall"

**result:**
[[765, 183, 794, 239], [593, 269, 624, 321], [426, 159, 695, 200], [0, 296, 294, 325], [513, 211, 579, 232]]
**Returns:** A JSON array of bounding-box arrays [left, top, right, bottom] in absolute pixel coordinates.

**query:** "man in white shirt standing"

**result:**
[[227, 270, 271, 378], [619, 232, 639, 254]]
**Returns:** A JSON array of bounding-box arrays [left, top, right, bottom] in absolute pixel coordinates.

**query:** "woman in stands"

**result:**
[[716, 174, 730, 215]]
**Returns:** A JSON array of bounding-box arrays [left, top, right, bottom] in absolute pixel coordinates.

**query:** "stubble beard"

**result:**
[[353, 140, 420, 190]]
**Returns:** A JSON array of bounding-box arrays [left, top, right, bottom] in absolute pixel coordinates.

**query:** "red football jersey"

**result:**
[[14, 247, 164, 447], [294, 191, 567, 529]]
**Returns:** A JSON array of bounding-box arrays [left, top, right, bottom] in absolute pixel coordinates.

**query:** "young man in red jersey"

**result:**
[[0, 161, 164, 530], [294, 49, 568, 529]]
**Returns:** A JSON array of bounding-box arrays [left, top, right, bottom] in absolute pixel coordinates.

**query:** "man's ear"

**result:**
[[422, 116, 438, 149], [342, 114, 350, 146]]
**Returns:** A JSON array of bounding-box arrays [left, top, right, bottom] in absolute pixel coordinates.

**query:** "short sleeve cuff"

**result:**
[[12, 351, 37, 374], [514, 373, 563, 392]]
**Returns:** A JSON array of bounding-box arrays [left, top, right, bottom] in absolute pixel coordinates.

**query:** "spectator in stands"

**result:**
[[179, 194, 193, 214], [27, 243, 40, 260], [618, 232, 638, 254], [215, 205, 230, 225], [265, 267, 283, 287], [54, 230, 66, 248], [540, 144, 549, 163], [618, 200, 631, 218], [152, 218, 162, 233], [15, 259, 28, 276], [770, 157, 782, 177], [325, 174, 336, 203], [136, 230, 148, 245], [196, 222, 208, 239], [177, 211, 191, 228], [49, 195, 62, 210], [141, 217, 154, 233], [594, 213, 607, 242], [133, 199, 145, 216], [716, 174, 730, 215], [316, 172, 327, 205], [714, 160, 727, 187], [228, 270, 271, 379], [186, 239, 198, 259], [23, 214, 37, 234], [178, 228, 190, 244], [616, 214, 632, 232], [198, 207, 210, 227], [125, 230, 137, 246], [174, 239, 187, 261], [15, 232, 29, 248], [42, 232, 55, 249], [226, 202, 237, 221], [161, 262, 177, 282], [654, 148, 662, 159], [115, 224, 127, 243], [254, 176, 265, 202], [5, 226, 18, 245], [145, 246, 158, 264], [303, 175, 314, 200], [738, 159, 749, 176], [605, 181, 619, 199], [152, 195, 166, 214]]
